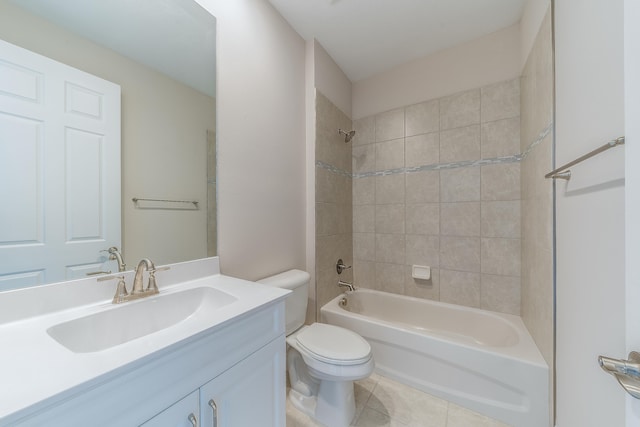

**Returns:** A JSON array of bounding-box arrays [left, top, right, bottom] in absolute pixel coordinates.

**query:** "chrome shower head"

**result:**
[[338, 129, 356, 143]]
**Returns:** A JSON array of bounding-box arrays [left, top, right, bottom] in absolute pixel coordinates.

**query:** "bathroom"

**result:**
[[0, 0, 636, 426]]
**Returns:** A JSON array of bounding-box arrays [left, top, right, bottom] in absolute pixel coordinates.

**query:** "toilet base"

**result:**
[[289, 378, 356, 427]]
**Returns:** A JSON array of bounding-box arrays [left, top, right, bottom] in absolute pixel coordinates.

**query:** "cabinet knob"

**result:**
[[188, 413, 198, 427]]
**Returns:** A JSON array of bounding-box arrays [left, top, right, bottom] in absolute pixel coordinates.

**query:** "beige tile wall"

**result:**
[[520, 8, 554, 372], [352, 79, 522, 315], [315, 91, 353, 320]]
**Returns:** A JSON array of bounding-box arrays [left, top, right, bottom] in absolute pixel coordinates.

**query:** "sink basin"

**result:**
[[47, 287, 237, 353]]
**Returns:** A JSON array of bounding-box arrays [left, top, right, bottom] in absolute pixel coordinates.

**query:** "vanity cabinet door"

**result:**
[[139, 390, 200, 427], [200, 337, 286, 427]]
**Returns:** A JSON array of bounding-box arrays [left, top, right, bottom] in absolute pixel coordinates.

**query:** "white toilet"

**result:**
[[258, 269, 374, 427]]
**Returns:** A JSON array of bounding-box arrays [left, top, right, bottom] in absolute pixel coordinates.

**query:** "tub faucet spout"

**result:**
[[337, 280, 355, 292]]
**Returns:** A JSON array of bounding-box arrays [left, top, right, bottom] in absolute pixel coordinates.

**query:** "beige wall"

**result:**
[[352, 24, 521, 120], [352, 79, 522, 314], [555, 0, 626, 425], [197, 0, 307, 280], [313, 40, 353, 119], [520, 0, 551, 70], [0, 2, 215, 267]]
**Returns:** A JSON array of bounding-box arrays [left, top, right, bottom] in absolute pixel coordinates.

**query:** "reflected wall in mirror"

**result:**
[[0, 0, 216, 290]]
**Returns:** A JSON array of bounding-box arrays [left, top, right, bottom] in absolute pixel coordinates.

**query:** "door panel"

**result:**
[[0, 39, 121, 289]]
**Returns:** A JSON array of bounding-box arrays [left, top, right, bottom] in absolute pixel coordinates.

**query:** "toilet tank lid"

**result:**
[[257, 269, 310, 290]]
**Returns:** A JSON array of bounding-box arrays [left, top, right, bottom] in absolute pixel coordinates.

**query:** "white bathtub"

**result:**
[[321, 289, 549, 427]]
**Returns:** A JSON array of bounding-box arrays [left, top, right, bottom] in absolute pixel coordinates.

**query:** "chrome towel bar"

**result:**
[[545, 136, 625, 179], [132, 197, 199, 209]]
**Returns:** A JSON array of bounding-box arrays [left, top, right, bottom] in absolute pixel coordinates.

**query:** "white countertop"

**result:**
[[0, 258, 288, 422]]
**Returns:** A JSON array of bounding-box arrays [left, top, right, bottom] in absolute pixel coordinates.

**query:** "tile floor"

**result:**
[[286, 373, 512, 427]]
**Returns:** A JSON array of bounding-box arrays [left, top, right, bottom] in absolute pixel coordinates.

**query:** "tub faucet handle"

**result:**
[[336, 259, 352, 274]]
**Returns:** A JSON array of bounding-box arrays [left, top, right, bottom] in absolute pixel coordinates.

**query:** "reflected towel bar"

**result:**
[[132, 197, 199, 208], [545, 136, 625, 179]]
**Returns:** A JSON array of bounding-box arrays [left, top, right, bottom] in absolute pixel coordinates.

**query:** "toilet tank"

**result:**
[[257, 269, 310, 335]]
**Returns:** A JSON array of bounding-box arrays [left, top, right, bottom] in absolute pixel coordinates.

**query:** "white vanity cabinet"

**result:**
[[140, 339, 284, 427], [140, 391, 199, 427], [2, 294, 287, 427], [199, 338, 284, 426]]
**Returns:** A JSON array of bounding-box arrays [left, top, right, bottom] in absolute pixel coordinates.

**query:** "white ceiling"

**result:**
[[12, 0, 216, 97], [268, 0, 527, 82]]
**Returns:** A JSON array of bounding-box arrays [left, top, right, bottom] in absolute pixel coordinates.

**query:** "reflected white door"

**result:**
[[625, 0, 640, 424], [0, 40, 121, 290]]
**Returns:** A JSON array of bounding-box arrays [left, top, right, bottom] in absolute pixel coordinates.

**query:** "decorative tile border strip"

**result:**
[[316, 119, 554, 179], [315, 160, 353, 178], [521, 120, 554, 160]]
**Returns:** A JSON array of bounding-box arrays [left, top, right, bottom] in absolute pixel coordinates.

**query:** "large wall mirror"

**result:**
[[0, 0, 217, 290]]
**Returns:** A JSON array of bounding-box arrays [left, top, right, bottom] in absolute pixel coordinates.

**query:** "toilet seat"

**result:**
[[295, 323, 371, 366]]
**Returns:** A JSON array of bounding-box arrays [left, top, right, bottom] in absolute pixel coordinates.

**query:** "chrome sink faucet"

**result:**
[[98, 258, 168, 304], [102, 246, 126, 272], [132, 258, 158, 295]]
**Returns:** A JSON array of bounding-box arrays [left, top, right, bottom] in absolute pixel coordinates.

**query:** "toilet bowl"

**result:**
[[258, 270, 374, 427]]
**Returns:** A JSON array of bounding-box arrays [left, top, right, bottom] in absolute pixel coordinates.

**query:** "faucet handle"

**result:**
[[97, 275, 129, 304], [336, 259, 352, 274], [145, 266, 170, 293]]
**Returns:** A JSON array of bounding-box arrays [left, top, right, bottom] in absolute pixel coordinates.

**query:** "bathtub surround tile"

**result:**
[[354, 233, 376, 262], [316, 265, 351, 319], [405, 234, 440, 267], [405, 99, 439, 136], [481, 117, 520, 159], [374, 262, 405, 294], [440, 167, 480, 202], [481, 274, 521, 315], [375, 204, 406, 234], [316, 92, 353, 173], [342, 78, 524, 316], [406, 170, 440, 204], [405, 133, 439, 168], [440, 236, 481, 272], [520, 9, 554, 371], [440, 202, 480, 237], [481, 238, 521, 277], [376, 234, 405, 264], [440, 269, 481, 308], [353, 144, 376, 174], [406, 203, 440, 235], [353, 115, 375, 146], [404, 266, 440, 301], [440, 89, 481, 130], [315, 93, 353, 325], [376, 174, 405, 204], [354, 204, 375, 233], [376, 138, 405, 171], [439, 125, 481, 163], [376, 108, 405, 142], [354, 176, 375, 205], [481, 163, 520, 201], [481, 201, 521, 238], [353, 260, 376, 290], [316, 202, 339, 237], [480, 78, 520, 123]]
